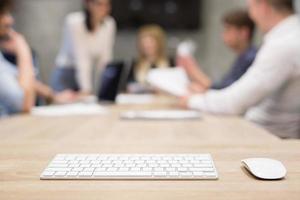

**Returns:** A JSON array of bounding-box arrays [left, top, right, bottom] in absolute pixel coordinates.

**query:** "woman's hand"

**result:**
[[53, 90, 78, 104], [177, 55, 212, 89], [188, 82, 208, 94]]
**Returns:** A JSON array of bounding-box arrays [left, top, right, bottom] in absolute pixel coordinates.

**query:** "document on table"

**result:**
[[146, 67, 190, 97], [31, 103, 108, 117], [116, 94, 155, 105], [120, 110, 202, 120]]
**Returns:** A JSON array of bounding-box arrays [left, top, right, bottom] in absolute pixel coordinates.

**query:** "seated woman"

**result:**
[[52, 0, 116, 96], [127, 25, 175, 94]]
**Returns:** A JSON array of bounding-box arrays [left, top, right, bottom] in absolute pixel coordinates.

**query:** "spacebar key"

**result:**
[[93, 172, 153, 178]]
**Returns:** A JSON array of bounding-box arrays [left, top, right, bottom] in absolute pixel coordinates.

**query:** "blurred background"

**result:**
[[12, 0, 299, 84]]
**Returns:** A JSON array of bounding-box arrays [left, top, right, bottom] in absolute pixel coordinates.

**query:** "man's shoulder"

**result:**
[[244, 46, 258, 60]]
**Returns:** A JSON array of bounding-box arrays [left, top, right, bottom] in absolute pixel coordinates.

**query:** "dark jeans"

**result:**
[[51, 68, 80, 92]]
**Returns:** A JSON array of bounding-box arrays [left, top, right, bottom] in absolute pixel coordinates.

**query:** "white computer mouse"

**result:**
[[241, 158, 287, 180]]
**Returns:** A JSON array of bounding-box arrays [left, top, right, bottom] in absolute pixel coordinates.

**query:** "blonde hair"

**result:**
[[136, 25, 169, 83]]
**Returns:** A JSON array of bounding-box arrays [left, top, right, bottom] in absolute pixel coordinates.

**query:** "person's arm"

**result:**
[[187, 45, 294, 115], [55, 17, 75, 69], [67, 17, 93, 95], [98, 18, 116, 70], [34, 80, 56, 104], [11, 32, 35, 112], [75, 51, 92, 95], [34, 80, 77, 104], [176, 55, 212, 90]]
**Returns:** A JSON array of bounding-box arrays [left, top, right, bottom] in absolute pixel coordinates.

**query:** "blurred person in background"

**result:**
[[0, 0, 75, 117], [52, 0, 116, 97], [178, 9, 257, 93], [181, 0, 300, 139], [127, 25, 175, 94]]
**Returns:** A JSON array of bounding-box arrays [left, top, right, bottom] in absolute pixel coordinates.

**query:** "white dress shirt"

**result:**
[[188, 15, 300, 139], [56, 12, 116, 92]]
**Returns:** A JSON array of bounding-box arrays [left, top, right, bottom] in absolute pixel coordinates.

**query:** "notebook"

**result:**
[[31, 103, 108, 117]]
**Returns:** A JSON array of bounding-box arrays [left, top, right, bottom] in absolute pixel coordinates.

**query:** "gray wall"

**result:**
[[14, 0, 249, 83], [296, 0, 300, 12]]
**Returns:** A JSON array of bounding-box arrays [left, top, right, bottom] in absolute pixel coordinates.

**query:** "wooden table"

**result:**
[[0, 100, 299, 200]]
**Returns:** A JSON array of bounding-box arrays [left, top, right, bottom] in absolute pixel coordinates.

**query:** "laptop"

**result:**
[[97, 61, 129, 102]]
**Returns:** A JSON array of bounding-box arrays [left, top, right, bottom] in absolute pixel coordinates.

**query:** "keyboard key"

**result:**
[[52, 161, 68, 164], [67, 172, 78, 177], [130, 168, 141, 172], [103, 164, 113, 168], [84, 168, 95, 172], [119, 167, 129, 172], [178, 167, 188, 172], [47, 168, 71, 172], [69, 164, 80, 168], [189, 168, 203, 172], [72, 168, 84, 172], [80, 164, 91, 168], [107, 168, 117, 172], [95, 168, 106, 172], [55, 172, 67, 177], [193, 172, 204, 177], [154, 172, 167, 177], [48, 164, 69, 168], [166, 168, 176, 172], [204, 172, 218, 178], [94, 172, 152, 178], [42, 171, 55, 177], [78, 172, 93, 177], [169, 172, 180, 177], [154, 168, 164, 172], [180, 172, 193, 177], [91, 164, 102, 168], [202, 168, 215, 172], [142, 168, 152, 172]]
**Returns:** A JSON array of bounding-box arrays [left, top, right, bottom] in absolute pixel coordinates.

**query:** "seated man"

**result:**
[[178, 9, 257, 92], [182, 0, 300, 139], [0, 0, 76, 116]]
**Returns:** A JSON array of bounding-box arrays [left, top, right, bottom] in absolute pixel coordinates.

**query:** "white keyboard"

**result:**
[[40, 154, 218, 180]]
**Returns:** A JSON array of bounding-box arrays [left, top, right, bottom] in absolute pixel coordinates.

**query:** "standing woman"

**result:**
[[52, 0, 116, 96]]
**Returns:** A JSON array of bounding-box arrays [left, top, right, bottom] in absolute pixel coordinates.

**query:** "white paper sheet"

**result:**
[[116, 94, 155, 105], [120, 110, 202, 120], [146, 67, 190, 97], [31, 103, 108, 117]]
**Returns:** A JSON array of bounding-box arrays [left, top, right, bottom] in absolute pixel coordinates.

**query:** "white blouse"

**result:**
[[56, 12, 116, 93], [188, 15, 300, 139]]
